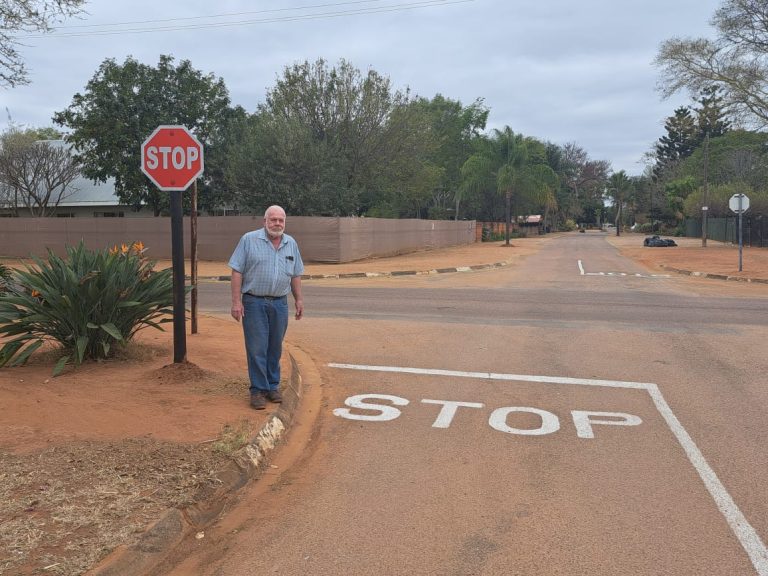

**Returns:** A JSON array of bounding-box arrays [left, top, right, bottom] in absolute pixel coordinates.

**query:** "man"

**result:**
[[229, 205, 304, 410]]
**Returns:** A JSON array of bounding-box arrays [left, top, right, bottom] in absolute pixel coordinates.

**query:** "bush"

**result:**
[[0, 241, 173, 375]]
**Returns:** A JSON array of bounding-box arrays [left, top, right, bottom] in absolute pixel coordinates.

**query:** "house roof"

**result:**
[[42, 140, 120, 207]]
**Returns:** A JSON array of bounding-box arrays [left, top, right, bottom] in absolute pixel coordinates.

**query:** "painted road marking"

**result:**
[[578, 259, 671, 278], [334, 395, 642, 438], [328, 362, 768, 575]]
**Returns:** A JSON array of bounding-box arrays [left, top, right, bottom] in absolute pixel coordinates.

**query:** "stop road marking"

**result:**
[[328, 362, 768, 574], [333, 393, 643, 439]]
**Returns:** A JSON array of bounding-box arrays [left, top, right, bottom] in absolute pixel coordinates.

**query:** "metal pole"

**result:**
[[170, 190, 187, 363], [190, 180, 198, 334], [702, 132, 709, 247], [738, 195, 743, 272]]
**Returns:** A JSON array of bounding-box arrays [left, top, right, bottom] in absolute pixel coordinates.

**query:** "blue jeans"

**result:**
[[241, 294, 288, 394]]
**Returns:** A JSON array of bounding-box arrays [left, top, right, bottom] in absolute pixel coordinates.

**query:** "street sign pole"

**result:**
[[141, 125, 204, 364], [170, 190, 186, 362], [738, 195, 744, 272]]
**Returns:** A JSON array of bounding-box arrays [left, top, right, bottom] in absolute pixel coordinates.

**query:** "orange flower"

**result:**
[[120, 243, 129, 255], [132, 241, 145, 253], [109, 245, 119, 255], [31, 289, 41, 298]]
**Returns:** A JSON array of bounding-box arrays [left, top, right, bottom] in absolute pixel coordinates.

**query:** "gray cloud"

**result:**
[[2, 0, 721, 175]]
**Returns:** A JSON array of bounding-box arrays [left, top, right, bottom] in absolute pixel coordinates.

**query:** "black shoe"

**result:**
[[250, 393, 266, 410], [265, 389, 282, 403]]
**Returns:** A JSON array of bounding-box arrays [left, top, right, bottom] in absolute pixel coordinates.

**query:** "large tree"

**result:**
[[654, 106, 698, 178], [558, 142, 610, 222], [225, 58, 440, 217], [491, 128, 557, 245], [0, 125, 80, 216], [1, 0, 86, 87], [53, 55, 235, 215], [406, 94, 488, 219], [655, 0, 768, 128]]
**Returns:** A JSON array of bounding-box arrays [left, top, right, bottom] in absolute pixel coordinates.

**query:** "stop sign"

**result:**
[[141, 125, 204, 191]]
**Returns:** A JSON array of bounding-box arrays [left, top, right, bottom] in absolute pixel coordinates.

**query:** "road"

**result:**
[[162, 233, 768, 575]]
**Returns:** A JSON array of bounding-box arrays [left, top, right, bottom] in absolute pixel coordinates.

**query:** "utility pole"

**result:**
[[702, 132, 709, 247]]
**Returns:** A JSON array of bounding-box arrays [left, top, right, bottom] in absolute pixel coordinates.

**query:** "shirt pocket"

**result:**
[[281, 255, 296, 276]]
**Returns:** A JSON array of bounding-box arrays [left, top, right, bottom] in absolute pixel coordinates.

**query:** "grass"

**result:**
[[0, 419, 255, 575]]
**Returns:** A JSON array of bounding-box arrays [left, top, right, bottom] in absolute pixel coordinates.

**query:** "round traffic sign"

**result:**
[[141, 125, 204, 191]]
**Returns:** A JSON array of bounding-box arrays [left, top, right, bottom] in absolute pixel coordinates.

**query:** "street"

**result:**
[[162, 233, 768, 575]]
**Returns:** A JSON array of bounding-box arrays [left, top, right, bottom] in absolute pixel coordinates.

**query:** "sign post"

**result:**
[[729, 193, 750, 272], [141, 126, 204, 363]]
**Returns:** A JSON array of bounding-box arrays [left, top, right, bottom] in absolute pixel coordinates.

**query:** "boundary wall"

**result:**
[[0, 216, 476, 263]]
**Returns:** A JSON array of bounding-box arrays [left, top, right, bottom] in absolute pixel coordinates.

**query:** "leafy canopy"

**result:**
[[53, 55, 234, 215]]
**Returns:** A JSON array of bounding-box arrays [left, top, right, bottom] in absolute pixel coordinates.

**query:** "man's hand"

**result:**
[[231, 302, 244, 322], [294, 299, 304, 320]]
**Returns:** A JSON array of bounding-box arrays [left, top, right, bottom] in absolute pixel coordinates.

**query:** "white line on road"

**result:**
[[577, 259, 671, 278], [328, 362, 768, 575]]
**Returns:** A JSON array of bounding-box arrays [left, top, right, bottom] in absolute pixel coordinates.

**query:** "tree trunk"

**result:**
[[505, 190, 511, 245]]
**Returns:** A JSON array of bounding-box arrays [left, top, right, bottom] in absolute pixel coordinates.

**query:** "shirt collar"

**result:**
[[258, 227, 286, 248]]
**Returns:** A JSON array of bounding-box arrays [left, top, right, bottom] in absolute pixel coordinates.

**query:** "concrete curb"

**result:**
[[190, 260, 512, 283], [87, 345, 311, 576], [660, 264, 768, 284]]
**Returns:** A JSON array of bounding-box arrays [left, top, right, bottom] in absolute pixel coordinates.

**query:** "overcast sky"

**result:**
[[2, 0, 722, 176]]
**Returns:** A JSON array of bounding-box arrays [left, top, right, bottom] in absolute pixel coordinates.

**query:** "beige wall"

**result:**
[[0, 216, 476, 263]]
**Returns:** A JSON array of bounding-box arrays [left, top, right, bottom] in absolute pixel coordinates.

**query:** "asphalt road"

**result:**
[[165, 233, 768, 575]]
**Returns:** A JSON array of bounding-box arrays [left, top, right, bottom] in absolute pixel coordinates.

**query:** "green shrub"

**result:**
[[562, 219, 578, 231], [0, 241, 173, 375]]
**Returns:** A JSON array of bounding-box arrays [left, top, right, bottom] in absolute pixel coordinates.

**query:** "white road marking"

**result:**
[[328, 362, 768, 576], [577, 259, 671, 278]]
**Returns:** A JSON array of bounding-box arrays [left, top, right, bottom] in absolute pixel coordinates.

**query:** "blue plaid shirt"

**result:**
[[228, 229, 304, 297]]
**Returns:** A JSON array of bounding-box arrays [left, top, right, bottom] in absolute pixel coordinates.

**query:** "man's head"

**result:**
[[264, 205, 287, 239]]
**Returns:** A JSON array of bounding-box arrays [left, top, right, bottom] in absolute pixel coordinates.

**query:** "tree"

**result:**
[[655, 0, 768, 128], [492, 128, 557, 245], [0, 125, 80, 216], [225, 58, 439, 217], [407, 95, 488, 219], [1, 0, 87, 87], [53, 55, 234, 216], [605, 171, 633, 236], [694, 85, 731, 142], [654, 107, 698, 178], [558, 142, 610, 222]]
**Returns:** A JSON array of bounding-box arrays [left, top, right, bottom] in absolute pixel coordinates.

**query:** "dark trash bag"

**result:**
[[643, 235, 677, 247]]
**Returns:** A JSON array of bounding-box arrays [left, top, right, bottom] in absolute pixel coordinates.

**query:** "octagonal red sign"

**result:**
[[141, 125, 204, 191]]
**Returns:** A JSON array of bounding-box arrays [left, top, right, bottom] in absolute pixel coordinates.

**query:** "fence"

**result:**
[[0, 216, 476, 263], [685, 214, 767, 247]]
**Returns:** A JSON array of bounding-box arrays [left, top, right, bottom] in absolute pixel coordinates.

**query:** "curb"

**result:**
[[87, 345, 311, 576], [189, 260, 511, 283], [660, 265, 768, 284]]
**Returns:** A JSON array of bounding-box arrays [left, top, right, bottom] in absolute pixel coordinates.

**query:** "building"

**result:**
[[0, 140, 150, 218]]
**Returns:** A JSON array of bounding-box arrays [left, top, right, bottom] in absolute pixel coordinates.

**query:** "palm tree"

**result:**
[[606, 171, 632, 236], [493, 128, 557, 245]]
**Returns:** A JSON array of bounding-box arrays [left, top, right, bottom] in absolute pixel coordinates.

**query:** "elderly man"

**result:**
[[229, 205, 304, 409]]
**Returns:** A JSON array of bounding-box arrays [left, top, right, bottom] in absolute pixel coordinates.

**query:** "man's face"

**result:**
[[264, 210, 286, 238]]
